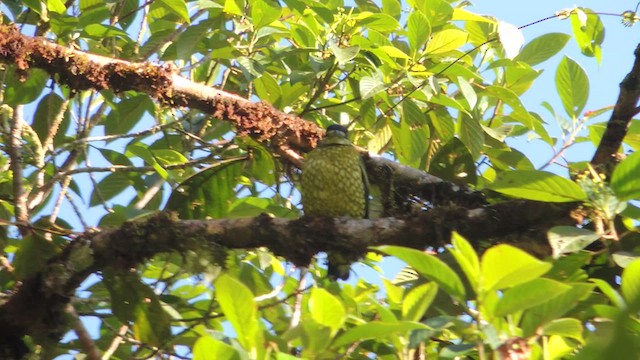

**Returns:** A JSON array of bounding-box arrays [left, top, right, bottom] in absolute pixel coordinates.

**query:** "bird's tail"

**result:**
[[327, 253, 351, 280]]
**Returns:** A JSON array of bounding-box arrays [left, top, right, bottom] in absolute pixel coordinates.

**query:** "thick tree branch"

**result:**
[[0, 201, 575, 348], [591, 43, 640, 173]]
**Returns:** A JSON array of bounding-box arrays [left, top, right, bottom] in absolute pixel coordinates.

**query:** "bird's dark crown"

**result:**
[[326, 124, 348, 135]]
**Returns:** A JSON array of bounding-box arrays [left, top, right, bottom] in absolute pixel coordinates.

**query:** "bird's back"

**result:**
[[301, 144, 367, 218]]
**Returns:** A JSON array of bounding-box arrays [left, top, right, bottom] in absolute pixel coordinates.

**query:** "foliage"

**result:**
[[0, 0, 639, 359]]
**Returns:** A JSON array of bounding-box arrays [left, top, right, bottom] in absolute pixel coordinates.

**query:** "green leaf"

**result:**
[[157, 0, 190, 23], [215, 274, 261, 350], [521, 282, 594, 334], [105, 95, 154, 135], [103, 269, 171, 346], [89, 172, 133, 207], [390, 118, 430, 166], [32, 93, 70, 148], [555, 56, 589, 119], [193, 336, 241, 360], [621, 258, 640, 312], [254, 73, 282, 107], [425, 28, 467, 55], [309, 288, 346, 332], [359, 71, 386, 99], [402, 282, 438, 321], [515, 33, 571, 66], [329, 42, 360, 65], [481, 244, 552, 292], [543, 318, 584, 343], [611, 151, 640, 200], [166, 159, 244, 219], [458, 113, 483, 158], [487, 170, 587, 202], [407, 11, 430, 54], [332, 321, 428, 347], [548, 226, 601, 258], [612, 252, 640, 268], [83, 24, 129, 38], [13, 233, 60, 280], [570, 8, 604, 63], [251, 0, 281, 28], [494, 278, 571, 317], [449, 232, 480, 292], [356, 13, 401, 33], [590, 279, 625, 309], [46, 0, 66, 13], [3, 68, 48, 106], [376, 246, 466, 301]]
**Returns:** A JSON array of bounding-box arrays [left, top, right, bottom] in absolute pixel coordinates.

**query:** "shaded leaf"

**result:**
[[548, 226, 601, 258]]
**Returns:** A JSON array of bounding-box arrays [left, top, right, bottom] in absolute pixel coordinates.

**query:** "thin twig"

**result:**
[[66, 303, 101, 360], [9, 105, 28, 228]]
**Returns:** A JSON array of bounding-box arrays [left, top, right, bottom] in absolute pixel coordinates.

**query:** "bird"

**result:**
[[300, 124, 369, 280]]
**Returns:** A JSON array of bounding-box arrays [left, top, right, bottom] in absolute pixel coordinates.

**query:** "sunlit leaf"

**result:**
[[488, 170, 587, 202], [481, 244, 552, 292], [555, 56, 589, 119], [611, 152, 640, 200], [376, 246, 466, 301]]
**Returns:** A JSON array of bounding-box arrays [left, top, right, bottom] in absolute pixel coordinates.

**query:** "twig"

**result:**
[[102, 325, 128, 360], [8, 105, 28, 229], [66, 303, 101, 360]]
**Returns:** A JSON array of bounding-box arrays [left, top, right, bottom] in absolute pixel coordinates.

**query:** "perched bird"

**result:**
[[300, 124, 369, 280]]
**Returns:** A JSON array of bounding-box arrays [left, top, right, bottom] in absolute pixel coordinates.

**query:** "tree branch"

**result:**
[[591, 43, 640, 173], [0, 200, 575, 348]]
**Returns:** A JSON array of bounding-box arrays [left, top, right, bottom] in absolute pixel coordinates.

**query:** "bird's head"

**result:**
[[321, 124, 352, 146]]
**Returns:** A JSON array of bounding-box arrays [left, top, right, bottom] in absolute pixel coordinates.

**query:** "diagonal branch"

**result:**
[[591, 43, 640, 173]]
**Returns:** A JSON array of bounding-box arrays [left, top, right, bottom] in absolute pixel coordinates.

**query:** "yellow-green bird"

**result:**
[[301, 124, 369, 280]]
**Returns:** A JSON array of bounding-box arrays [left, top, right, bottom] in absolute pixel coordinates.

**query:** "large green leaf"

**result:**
[[13, 233, 60, 280], [390, 119, 430, 166], [3, 68, 48, 106], [555, 56, 589, 119], [310, 288, 346, 333], [621, 258, 640, 312], [487, 170, 587, 202], [193, 336, 241, 360], [515, 33, 571, 66], [570, 8, 604, 63], [449, 232, 480, 292], [251, 0, 282, 28], [332, 321, 428, 347], [376, 246, 466, 301], [407, 11, 431, 55], [103, 269, 171, 346], [402, 282, 438, 321], [481, 244, 552, 292], [425, 28, 467, 55], [215, 274, 261, 351], [493, 278, 571, 317], [548, 226, 601, 258], [32, 93, 70, 148], [610, 151, 640, 200], [543, 318, 584, 343], [105, 94, 154, 135], [166, 158, 245, 219], [520, 282, 594, 334], [89, 172, 133, 207]]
